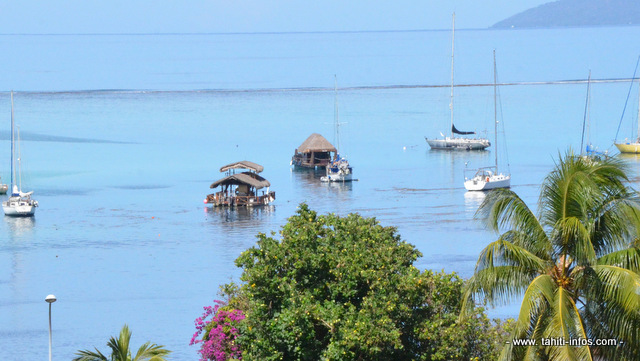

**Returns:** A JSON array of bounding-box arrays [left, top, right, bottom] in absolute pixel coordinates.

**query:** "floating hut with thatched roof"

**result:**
[[205, 161, 275, 207], [291, 133, 337, 168]]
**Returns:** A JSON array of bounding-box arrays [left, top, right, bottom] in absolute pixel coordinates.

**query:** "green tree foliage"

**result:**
[[230, 203, 509, 360], [463, 153, 640, 360], [73, 324, 171, 361]]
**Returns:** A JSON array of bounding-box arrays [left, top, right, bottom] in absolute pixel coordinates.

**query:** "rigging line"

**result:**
[[580, 71, 591, 155], [614, 55, 640, 142], [496, 65, 511, 171]]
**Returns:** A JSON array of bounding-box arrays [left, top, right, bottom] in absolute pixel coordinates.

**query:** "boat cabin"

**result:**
[[291, 133, 337, 168], [205, 161, 275, 207]]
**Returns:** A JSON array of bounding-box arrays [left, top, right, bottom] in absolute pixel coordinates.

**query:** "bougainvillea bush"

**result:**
[[191, 300, 245, 361]]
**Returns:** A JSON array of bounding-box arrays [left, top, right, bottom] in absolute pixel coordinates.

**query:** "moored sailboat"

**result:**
[[321, 76, 353, 183], [464, 51, 510, 191], [615, 57, 640, 153], [2, 92, 38, 217], [426, 13, 490, 151]]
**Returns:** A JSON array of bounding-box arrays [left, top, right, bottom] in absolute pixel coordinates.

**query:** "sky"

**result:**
[[0, 0, 551, 34]]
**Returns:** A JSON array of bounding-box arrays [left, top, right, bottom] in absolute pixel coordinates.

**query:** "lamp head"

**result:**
[[45, 294, 57, 303]]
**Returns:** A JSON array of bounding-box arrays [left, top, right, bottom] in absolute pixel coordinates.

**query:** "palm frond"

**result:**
[[463, 264, 537, 310], [73, 325, 170, 361], [577, 265, 640, 360], [107, 324, 132, 361], [475, 237, 549, 272], [476, 189, 548, 256], [550, 216, 595, 266], [133, 341, 172, 361], [72, 348, 108, 361], [592, 265, 640, 311], [513, 275, 555, 336], [462, 238, 549, 319], [543, 287, 592, 361], [591, 195, 640, 255], [598, 247, 640, 273]]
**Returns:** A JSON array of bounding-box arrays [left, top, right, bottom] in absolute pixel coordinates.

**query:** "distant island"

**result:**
[[492, 0, 640, 29]]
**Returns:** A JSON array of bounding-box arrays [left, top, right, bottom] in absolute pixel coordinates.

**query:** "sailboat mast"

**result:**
[[334, 75, 340, 155], [449, 13, 455, 138], [493, 50, 498, 172], [17, 125, 22, 191], [637, 78, 640, 142], [10, 91, 14, 191], [580, 71, 591, 153]]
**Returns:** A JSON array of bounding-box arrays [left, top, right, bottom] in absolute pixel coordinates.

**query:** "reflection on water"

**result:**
[[617, 153, 640, 161], [290, 167, 354, 207], [463, 191, 486, 213], [616, 153, 640, 181], [324, 180, 354, 191], [4, 217, 36, 239], [205, 205, 275, 226], [290, 167, 326, 187]]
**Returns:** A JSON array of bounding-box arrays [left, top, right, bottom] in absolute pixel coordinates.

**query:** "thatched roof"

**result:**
[[210, 172, 270, 189], [297, 133, 336, 153], [219, 160, 264, 173]]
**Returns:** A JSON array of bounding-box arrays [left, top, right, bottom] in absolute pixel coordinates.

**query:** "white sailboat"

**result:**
[[614, 60, 640, 153], [321, 76, 353, 183], [426, 13, 490, 151], [3, 92, 38, 217], [464, 51, 511, 191]]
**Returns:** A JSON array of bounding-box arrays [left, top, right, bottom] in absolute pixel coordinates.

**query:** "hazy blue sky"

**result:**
[[0, 1, 550, 34]]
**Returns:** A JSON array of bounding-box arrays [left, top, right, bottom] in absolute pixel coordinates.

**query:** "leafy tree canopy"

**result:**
[[222, 203, 509, 361]]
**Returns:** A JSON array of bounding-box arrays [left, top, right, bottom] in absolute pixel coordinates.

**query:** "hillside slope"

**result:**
[[492, 0, 640, 28]]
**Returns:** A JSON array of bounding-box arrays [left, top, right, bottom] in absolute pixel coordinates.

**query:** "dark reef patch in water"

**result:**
[[111, 185, 172, 190], [0, 130, 134, 144]]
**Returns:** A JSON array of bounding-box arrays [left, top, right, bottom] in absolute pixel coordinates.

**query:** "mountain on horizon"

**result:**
[[492, 0, 640, 29]]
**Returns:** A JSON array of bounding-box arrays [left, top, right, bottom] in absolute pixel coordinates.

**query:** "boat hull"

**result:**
[[321, 172, 353, 182], [2, 201, 36, 217], [426, 137, 490, 150], [464, 174, 511, 191], [320, 162, 353, 183], [615, 142, 640, 154]]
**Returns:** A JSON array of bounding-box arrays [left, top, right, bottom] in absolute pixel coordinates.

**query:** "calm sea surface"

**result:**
[[2, 27, 640, 360]]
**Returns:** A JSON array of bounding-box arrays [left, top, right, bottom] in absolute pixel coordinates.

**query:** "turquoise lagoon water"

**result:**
[[2, 27, 640, 360]]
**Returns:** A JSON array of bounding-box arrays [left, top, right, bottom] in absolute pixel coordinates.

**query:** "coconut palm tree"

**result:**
[[73, 324, 171, 361], [462, 153, 640, 361]]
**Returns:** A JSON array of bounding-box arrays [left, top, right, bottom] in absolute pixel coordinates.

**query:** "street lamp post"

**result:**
[[45, 294, 57, 361]]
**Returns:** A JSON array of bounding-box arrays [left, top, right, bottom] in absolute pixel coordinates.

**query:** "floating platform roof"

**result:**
[[219, 160, 264, 173], [210, 172, 270, 190], [297, 133, 336, 153]]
